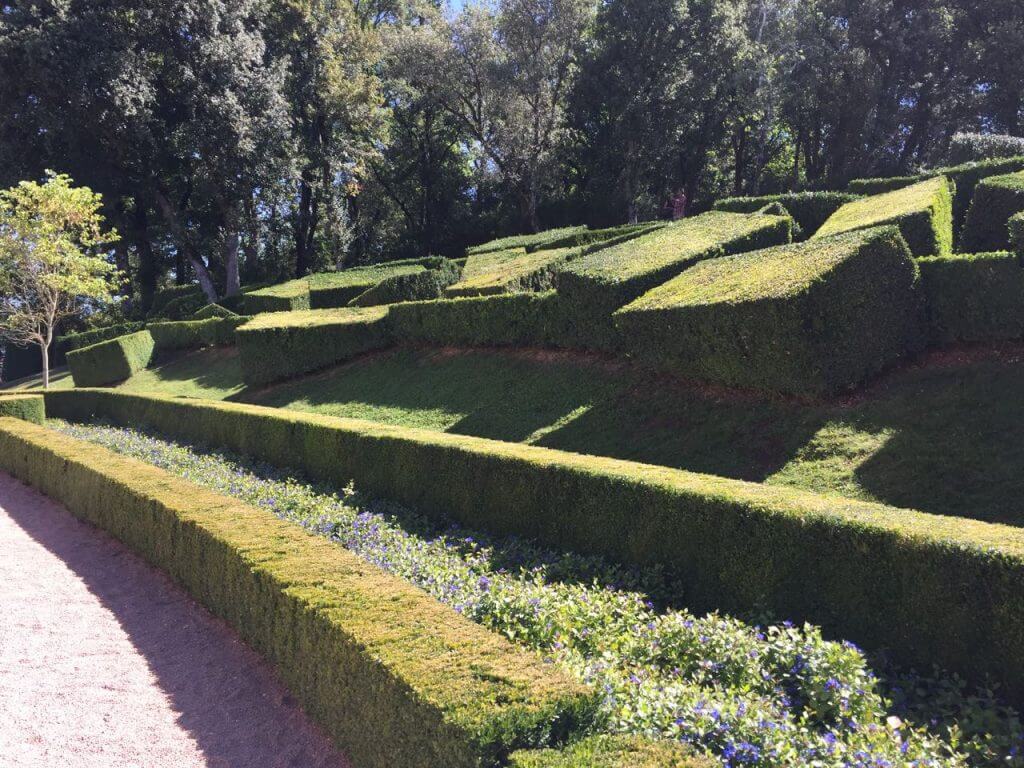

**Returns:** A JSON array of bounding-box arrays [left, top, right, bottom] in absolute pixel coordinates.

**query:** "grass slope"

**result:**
[[64, 344, 1024, 526]]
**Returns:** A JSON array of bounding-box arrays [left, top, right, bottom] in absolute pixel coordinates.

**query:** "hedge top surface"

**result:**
[[558, 211, 790, 288], [447, 247, 575, 296], [466, 227, 587, 256], [309, 262, 429, 291], [0, 415, 595, 753], [974, 170, 1024, 196], [622, 227, 893, 311], [815, 176, 951, 242], [239, 306, 389, 331], [510, 736, 712, 768], [245, 278, 310, 300], [55, 389, 1024, 561]]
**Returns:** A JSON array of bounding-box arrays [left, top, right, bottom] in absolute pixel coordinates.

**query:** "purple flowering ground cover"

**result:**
[[53, 419, 1024, 768]]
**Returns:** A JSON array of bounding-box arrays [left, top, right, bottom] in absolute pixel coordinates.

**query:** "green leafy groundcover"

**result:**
[[54, 419, 1024, 768]]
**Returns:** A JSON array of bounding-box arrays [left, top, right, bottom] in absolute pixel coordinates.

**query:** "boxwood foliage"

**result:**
[[236, 307, 392, 386], [917, 252, 1024, 344], [1011, 211, 1024, 254], [531, 222, 664, 252], [243, 278, 312, 314], [445, 247, 577, 298], [510, 736, 711, 768], [948, 132, 1024, 165], [350, 259, 462, 306], [58, 322, 146, 353], [814, 176, 953, 257], [466, 226, 588, 256], [148, 316, 251, 351], [44, 388, 1024, 701], [712, 191, 860, 237], [0, 417, 596, 768], [66, 330, 156, 387], [192, 303, 238, 319], [556, 211, 793, 319], [308, 259, 436, 309], [960, 171, 1024, 252], [616, 226, 925, 396], [0, 394, 45, 424], [847, 155, 1024, 231], [148, 283, 205, 318]]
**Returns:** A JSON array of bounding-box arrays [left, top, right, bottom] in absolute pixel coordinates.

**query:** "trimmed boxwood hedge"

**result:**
[[960, 171, 1024, 252], [0, 417, 595, 768], [350, 259, 462, 306], [531, 223, 663, 252], [510, 736, 711, 768], [66, 330, 156, 387], [466, 226, 588, 257], [236, 307, 392, 386], [148, 316, 251, 350], [148, 283, 205, 318], [243, 278, 311, 314], [192, 303, 238, 319], [948, 132, 1024, 165], [712, 191, 860, 237], [917, 252, 1024, 344], [43, 388, 1024, 701], [308, 259, 436, 309], [1011, 212, 1024, 254], [0, 394, 44, 423], [615, 226, 925, 396], [58, 322, 146, 353], [446, 248, 577, 298], [814, 176, 953, 257]]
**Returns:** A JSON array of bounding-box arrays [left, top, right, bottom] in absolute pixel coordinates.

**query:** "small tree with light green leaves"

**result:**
[[0, 172, 121, 388]]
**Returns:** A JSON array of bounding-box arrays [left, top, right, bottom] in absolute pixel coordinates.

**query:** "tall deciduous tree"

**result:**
[[0, 173, 120, 388]]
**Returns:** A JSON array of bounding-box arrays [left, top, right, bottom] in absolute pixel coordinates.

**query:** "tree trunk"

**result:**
[[41, 331, 51, 390], [134, 199, 158, 312], [222, 202, 241, 297], [154, 189, 218, 301]]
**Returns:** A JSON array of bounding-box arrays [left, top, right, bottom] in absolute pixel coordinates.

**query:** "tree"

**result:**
[[0, 173, 121, 388]]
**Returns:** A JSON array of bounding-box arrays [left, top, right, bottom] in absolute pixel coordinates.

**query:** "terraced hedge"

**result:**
[[533, 223, 662, 251], [446, 247, 576, 298], [960, 171, 1024, 252], [66, 330, 156, 387], [44, 389, 1024, 699], [712, 191, 860, 236], [918, 252, 1024, 343], [615, 227, 925, 396], [308, 260, 435, 309], [1012, 212, 1024, 254], [466, 226, 587, 256], [58, 322, 146, 353], [236, 307, 392, 386], [192, 303, 237, 319], [148, 316, 251, 350], [814, 176, 953, 257], [243, 278, 311, 314], [0, 417, 595, 768], [350, 259, 462, 306], [148, 284, 205, 318], [0, 394, 44, 423]]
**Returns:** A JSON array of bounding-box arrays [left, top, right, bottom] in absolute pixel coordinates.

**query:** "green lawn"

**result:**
[[16, 344, 1024, 525]]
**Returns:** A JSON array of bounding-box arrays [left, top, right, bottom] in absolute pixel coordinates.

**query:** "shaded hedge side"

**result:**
[[44, 389, 1024, 701], [58, 322, 147, 353], [66, 330, 155, 387], [0, 417, 595, 768], [918, 252, 1024, 343], [0, 394, 45, 423], [148, 316, 251, 351], [961, 171, 1024, 252], [712, 191, 859, 236]]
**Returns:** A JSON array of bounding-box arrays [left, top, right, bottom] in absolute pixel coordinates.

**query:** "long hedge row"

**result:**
[[148, 316, 251, 350], [0, 393, 44, 423], [57, 322, 146, 353], [960, 171, 1024, 252], [0, 416, 596, 767], [711, 191, 860, 236], [44, 389, 1024, 701], [66, 330, 156, 387]]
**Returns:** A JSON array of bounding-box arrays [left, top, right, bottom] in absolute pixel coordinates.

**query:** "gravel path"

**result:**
[[0, 472, 353, 768]]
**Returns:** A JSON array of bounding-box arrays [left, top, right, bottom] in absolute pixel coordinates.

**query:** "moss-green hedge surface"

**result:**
[[0, 417, 595, 768], [814, 176, 953, 257], [712, 191, 860, 237], [350, 259, 462, 306], [148, 316, 251, 351], [58, 322, 146, 353], [948, 132, 1024, 165], [510, 736, 711, 768], [192, 303, 238, 319], [556, 211, 793, 316], [308, 260, 436, 309], [66, 330, 156, 387], [237, 307, 392, 387], [615, 227, 925, 396], [918, 252, 1024, 344], [44, 388, 1024, 699], [533, 223, 663, 252], [960, 171, 1024, 253], [446, 247, 578, 298], [466, 226, 588, 256], [1011, 211, 1024, 255], [148, 283, 205, 318], [243, 278, 312, 314], [0, 394, 44, 423]]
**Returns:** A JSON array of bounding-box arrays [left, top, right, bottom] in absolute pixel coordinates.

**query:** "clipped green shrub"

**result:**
[[445, 247, 577, 298], [160, 291, 210, 320], [308, 260, 434, 309], [237, 307, 392, 386], [616, 227, 925, 396], [192, 303, 238, 319], [533, 223, 663, 252], [960, 171, 1024, 252], [148, 284, 204, 318], [350, 259, 462, 306], [948, 132, 1024, 165], [0, 394, 44, 424], [148, 316, 251, 350], [1011, 211, 1024, 254], [0, 417, 596, 768], [44, 388, 1024, 700], [814, 176, 953, 257], [845, 176, 921, 196], [556, 211, 793, 318], [243, 278, 311, 314], [510, 736, 711, 768], [917, 252, 1024, 344], [712, 191, 860, 237], [58, 322, 146, 353], [66, 330, 156, 387], [466, 226, 588, 256]]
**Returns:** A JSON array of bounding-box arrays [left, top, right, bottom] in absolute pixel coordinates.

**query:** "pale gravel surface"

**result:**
[[0, 472, 353, 768]]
